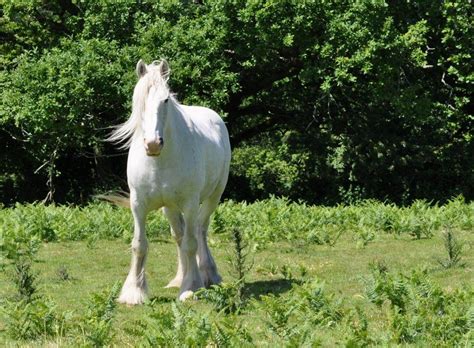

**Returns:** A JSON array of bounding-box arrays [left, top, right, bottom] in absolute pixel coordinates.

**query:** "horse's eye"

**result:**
[[164, 98, 169, 103]]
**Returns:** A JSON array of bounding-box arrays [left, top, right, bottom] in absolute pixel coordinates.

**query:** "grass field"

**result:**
[[0, 199, 473, 346]]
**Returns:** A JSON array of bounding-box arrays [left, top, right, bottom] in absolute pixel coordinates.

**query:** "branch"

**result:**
[[230, 107, 296, 145], [225, 56, 304, 117]]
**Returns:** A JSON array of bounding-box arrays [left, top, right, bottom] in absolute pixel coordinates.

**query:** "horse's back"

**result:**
[[181, 105, 230, 158], [181, 105, 231, 198], [182, 105, 228, 141]]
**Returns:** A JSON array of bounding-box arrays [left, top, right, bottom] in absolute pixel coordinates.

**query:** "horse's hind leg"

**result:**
[[118, 192, 149, 305], [179, 200, 204, 301], [163, 207, 184, 288], [197, 194, 223, 288]]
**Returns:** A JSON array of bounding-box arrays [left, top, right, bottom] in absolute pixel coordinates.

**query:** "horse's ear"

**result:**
[[136, 59, 147, 78], [160, 59, 170, 81]]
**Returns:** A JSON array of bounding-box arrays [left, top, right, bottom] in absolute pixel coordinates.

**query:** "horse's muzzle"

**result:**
[[144, 137, 164, 156]]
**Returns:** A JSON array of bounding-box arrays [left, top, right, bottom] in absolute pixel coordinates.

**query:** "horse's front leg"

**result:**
[[178, 201, 203, 301], [118, 194, 149, 305]]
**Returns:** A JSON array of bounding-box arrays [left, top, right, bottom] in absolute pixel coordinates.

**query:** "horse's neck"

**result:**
[[161, 102, 193, 159]]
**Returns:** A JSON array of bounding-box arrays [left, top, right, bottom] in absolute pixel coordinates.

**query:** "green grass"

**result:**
[[1, 198, 473, 346], [1, 230, 472, 346]]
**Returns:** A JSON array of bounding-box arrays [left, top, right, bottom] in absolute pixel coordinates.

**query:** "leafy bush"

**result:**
[[364, 266, 473, 345]]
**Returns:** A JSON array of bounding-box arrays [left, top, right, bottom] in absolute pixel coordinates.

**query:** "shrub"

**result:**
[[364, 266, 473, 345]]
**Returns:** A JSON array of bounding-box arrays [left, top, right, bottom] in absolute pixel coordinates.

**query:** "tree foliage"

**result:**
[[0, 0, 472, 204]]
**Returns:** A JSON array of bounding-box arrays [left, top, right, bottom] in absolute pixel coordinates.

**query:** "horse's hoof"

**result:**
[[178, 290, 195, 301], [199, 266, 222, 288], [117, 286, 148, 305], [201, 272, 222, 288]]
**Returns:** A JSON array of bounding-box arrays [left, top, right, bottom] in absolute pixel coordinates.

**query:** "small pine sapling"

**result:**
[[438, 227, 465, 269]]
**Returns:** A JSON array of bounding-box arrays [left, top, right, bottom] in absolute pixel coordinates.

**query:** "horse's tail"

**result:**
[[96, 192, 130, 208]]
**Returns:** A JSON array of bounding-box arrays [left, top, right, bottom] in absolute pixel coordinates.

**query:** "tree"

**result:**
[[1, 0, 472, 204]]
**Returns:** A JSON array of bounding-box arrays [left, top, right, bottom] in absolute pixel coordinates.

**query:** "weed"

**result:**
[[212, 315, 254, 347], [364, 262, 409, 312], [10, 260, 38, 302], [258, 293, 297, 339], [77, 281, 121, 347], [228, 227, 253, 282], [228, 228, 253, 306], [56, 265, 71, 281], [280, 264, 293, 280], [129, 302, 213, 346], [364, 266, 473, 345], [295, 279, 344, 327], [2, 197, 474, 247], [438, 227, 465, 268], [298, 264, 308, 278], [199, 228, 253, 314], [353, 226, 375, 248], [344, 307, 374, 347], [197, 281, 245, 314], [257, 262, 279, 276], [128, 302, 253, 347], [0, 298, 69, 341]]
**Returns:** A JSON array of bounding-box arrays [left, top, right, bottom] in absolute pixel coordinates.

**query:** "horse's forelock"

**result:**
[[134, 67, 169, 108], [108, 64, 170, 148]]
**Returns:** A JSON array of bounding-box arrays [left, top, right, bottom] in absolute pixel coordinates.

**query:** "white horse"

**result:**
[[109, 59, 231, 304]]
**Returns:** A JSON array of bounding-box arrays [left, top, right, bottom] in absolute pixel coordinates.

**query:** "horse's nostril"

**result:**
[[158, 137, 164, 145]]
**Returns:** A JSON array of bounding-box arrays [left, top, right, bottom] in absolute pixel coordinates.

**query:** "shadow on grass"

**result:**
[[244, 278, 302, 299], [149, 237, 173, 244], [148, 295, 175, 304]]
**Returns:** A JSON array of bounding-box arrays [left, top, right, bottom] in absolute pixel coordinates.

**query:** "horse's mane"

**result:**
[[108, 61, 171, 149]]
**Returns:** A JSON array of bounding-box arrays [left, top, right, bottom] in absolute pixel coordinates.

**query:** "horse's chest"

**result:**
[[130, 164, 200, 205]]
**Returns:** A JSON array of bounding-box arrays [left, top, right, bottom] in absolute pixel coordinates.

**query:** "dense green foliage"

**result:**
[[0, 197, 473, 251], [1, 0, 472, 204]]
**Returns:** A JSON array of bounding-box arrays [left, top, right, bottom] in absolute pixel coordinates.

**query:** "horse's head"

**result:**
[[134, 59, 171, 157]]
